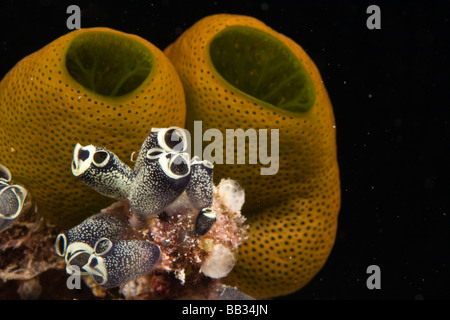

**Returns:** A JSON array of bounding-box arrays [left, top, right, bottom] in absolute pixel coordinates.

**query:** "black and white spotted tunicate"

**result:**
[[128, 148, 191, 217], [71, 143, 134, 200], [0, 164, 12, 182], [55, 211, 130, 274], [0, 164, 29, 233], [186, 156, 214, 210], [133, 127, 188, 174], [83, 238, 161, 288], [194, 207, 217, 236]]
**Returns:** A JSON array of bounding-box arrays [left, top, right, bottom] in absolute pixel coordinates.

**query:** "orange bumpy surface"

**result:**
[[165, 14, 340, 298], [0, 27, 185, 228]]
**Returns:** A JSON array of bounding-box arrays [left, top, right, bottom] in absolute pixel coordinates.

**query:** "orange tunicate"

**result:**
[[165, 14, 340, 298], [0, 27, 186, 228]]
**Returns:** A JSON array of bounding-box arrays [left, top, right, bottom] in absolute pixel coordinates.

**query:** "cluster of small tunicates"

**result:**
[[0, 164, 30, 232], [55, 211, 161, 288], [55, 127, 217, 288]]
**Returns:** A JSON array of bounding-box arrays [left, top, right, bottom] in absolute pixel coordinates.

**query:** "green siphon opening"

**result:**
[[65, 31, 153, 97], [209, 26, 316, 113]]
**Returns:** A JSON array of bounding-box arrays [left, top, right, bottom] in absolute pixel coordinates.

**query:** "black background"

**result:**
[[0, 0, 449, 300]]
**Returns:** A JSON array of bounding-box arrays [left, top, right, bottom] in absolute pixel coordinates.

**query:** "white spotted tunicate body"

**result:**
[[129, 148, 191, 217], [55, 211, 130, 274], [71, 144, 135, 200], [84, 238, 161, 288], [0, 164, 30, 232], [133, 127, 188, 174], [186, 156, 214, 210], [194, 207, 217, 236]]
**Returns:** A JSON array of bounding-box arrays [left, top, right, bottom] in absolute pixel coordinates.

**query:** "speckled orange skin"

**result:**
[[0, 28, 185, 228], [165, 14, 340, 298]]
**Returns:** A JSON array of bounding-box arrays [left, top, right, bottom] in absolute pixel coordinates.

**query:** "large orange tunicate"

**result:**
[[0, 27, 186, 228], [165, 14, 340, 298]]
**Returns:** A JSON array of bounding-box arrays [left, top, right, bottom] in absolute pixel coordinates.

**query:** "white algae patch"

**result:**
[[200, 244, 235, 279], [216, 178, 245, 213]]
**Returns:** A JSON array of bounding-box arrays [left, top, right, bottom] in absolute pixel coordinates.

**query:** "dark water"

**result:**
[[0, 0, 449, 300]]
